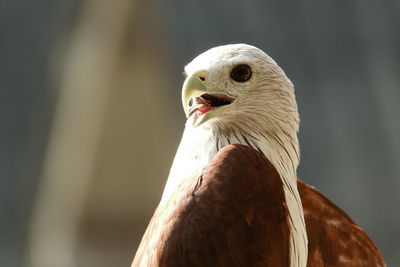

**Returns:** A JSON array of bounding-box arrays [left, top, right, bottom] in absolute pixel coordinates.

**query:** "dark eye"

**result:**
[[230, 64, 252, 82]]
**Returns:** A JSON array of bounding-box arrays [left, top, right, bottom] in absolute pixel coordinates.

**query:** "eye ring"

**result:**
[[230, 64, 252, 82]]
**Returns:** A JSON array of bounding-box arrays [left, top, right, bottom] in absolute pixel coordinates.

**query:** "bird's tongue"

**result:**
[[189, 96, 214, 116], [189, 93, 234, 117], [197, 105, 213, 115], [189, 103, 213, 116]]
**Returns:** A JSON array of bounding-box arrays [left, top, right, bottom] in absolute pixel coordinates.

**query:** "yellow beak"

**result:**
[[181, 75, 208, 118]]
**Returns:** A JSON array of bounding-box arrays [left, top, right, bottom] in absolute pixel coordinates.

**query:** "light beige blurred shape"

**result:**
[[27, 0, 179, 266]]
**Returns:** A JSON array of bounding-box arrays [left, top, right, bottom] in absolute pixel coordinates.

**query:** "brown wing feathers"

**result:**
[[299, 180, 386, 267], [133, 144, 385, 267], [133, 144, 291, 267]]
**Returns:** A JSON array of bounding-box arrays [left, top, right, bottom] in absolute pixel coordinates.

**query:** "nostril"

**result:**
[[189, 98, 193, 106], [193, 70, 207, 81]]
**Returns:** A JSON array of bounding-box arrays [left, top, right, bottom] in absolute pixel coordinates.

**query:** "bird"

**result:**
[[132, 44, 385, 267]]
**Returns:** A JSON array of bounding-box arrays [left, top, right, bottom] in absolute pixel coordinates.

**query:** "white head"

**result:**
[[182, 44, 300, 169]]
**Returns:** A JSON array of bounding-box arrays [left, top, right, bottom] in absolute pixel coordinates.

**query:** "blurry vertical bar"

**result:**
[[27, 0, 137, 266]]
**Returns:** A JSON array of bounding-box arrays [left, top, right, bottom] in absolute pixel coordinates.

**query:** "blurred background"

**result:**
[[1, 0, 399, 266]]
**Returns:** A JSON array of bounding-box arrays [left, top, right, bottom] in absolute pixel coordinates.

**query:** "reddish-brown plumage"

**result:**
[[133, 144, 291, 266], [132, 144, 385, 267], [299, 180, 386, 267]]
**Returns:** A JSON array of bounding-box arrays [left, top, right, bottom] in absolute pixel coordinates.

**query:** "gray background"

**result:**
[[1, 0, 399, 266]]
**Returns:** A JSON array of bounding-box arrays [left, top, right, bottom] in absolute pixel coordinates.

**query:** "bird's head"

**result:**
[[182, 44, 299, 139]]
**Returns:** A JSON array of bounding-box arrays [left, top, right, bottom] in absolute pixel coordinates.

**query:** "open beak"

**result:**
[[182, 74, 235, 119]]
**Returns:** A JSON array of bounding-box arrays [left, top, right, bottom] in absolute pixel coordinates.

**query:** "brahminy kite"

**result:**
[[132, 44, 385, 267]]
